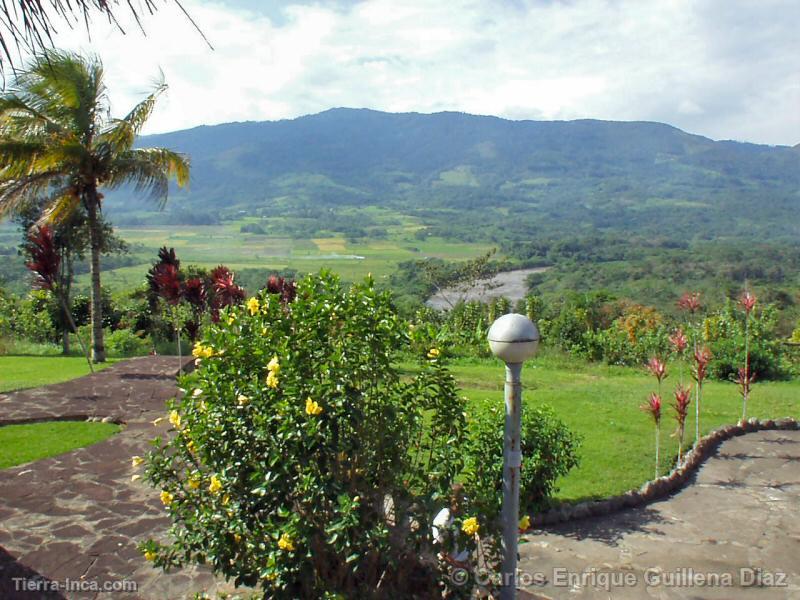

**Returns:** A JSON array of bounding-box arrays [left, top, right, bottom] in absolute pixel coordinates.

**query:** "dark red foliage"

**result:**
[[677, 292, 701, 313], [266, 275, 297, 303], [211, 265, 245, 308], [183, 277, 207, 309], [153, 263, 182, 305], [25, 225, 60, 291]]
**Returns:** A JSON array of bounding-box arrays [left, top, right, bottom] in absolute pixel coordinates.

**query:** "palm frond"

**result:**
[[0, 1, 211, 72], [104, 147, 189, 206], [0, 170, 64, 218], [97, 76, 167, 155]]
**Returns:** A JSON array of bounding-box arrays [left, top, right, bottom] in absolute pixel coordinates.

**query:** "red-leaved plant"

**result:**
[[25, 225, 93, 371], [692, 346, 712, 443], [672, 384, 691, 464], [646, 356, 668, 396], [669, 328, 688, 384], [738, 290, 757, 421], [641, 392, 662, 479]]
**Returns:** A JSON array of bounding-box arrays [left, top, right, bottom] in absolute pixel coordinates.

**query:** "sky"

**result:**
[[31, 0, 800, 145]]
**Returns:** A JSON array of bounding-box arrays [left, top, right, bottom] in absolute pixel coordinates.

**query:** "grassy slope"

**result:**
[[0, 421, 120, 469], [447, 353, 800, 504], [0, 356, 118, 393]]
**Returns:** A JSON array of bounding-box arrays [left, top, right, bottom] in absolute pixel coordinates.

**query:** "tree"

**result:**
[[0, 49, 189, 362], [15, 197, 126, 353]]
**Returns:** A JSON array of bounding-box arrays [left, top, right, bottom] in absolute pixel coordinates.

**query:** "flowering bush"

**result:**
[[140, 272, 478, 598]]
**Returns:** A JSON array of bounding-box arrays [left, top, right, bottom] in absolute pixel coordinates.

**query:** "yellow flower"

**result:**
[[186, 439, 196, 453], [305, 397, 323, 416], [160, 490, 174, 506], [277, 533, 295, 552], [227, 312, 237, 325], [222, 493, 230, 506], [266, 370, 279, 389], [462, 516, 479, 536], [247, 297, 260, 315], [208, 475, 223, 494], [234, 533, 242, 544], [519, 515, 531, 531], [192, 344, 214, 359], [267, 355, 280, 374], [188, 473, 201, 489], [169, 410, 181, 429], [144, 550, 157, 562], [131, 455, 144, 468], [427, 348, 441, 359], [237, 394, 250, 406]]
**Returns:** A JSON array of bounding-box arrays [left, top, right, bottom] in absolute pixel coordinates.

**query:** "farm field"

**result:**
[[70, 213, 493, 292]]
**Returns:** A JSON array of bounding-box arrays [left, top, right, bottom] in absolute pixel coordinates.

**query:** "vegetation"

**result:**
[[140, 272, 488, 597], [0, 50, 189, 362], [0, 355, 117, 392], [0, 420, 120, 468]]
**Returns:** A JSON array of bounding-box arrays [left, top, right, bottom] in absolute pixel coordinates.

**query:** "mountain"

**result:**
[[108, 108, 800, 241]]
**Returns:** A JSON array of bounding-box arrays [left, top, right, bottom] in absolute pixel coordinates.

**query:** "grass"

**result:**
[[0, 421, 120, 469], [0, 356, 118, 392], [445, 352, 800, 504]]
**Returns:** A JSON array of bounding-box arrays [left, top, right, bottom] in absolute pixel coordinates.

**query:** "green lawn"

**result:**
[[0, 356, 118, 393], [0, 421, 121, 469], [445, 352, 800, 504]]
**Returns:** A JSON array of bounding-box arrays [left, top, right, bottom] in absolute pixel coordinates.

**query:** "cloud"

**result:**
[[42, 0, 799, 145]]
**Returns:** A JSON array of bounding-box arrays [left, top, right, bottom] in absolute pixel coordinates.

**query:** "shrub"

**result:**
[[104, 328, 152, 357], [140, 272, 487, 598], [462, 404, 581, 520], [702, 301, 786, 380]]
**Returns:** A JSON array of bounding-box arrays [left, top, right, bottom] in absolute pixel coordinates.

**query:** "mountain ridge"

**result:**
[[109, 107, 799, 241]]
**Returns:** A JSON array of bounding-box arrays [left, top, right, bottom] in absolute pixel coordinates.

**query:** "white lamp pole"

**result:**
[[488, 313, 540, 600]]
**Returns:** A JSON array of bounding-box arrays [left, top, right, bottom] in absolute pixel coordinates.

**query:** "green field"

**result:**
[[0, 421, 120, 469], [448, 353, 800, 504], [73, 212, 492, 292], [0, 356, 118, 392]]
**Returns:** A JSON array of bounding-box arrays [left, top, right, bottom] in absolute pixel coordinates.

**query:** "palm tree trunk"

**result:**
[[85, 187, 106, 363]]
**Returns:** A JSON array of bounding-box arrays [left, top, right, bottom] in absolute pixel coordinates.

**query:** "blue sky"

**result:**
[[43, 0, 800, 145]]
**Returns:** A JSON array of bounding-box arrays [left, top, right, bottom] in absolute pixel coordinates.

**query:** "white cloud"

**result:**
[[38, 0, 800, 145]]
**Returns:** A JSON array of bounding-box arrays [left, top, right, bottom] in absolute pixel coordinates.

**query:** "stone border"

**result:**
[[531, 417, 800, 528]]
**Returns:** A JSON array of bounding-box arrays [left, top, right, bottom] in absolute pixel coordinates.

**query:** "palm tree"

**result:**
[[0, 49, 189, 362]]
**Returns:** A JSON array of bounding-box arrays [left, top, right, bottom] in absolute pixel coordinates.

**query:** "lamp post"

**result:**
[[488, 313, 540, 600]]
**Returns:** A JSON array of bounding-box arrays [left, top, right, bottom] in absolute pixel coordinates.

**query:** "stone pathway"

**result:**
[[0, 357, 236, 599], [518, 429, 800, 599]]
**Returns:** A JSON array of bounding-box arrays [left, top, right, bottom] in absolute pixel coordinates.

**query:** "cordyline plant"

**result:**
[[641, 393, 662, 479], [646, 356, 667, 396], [672, 384, 691, 464], [738, 290, 757, 421], [24, 225, 93, 371], [137, 272, 495, 599], [668, 328, 688, 384], [692, 346, 712, 443]]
